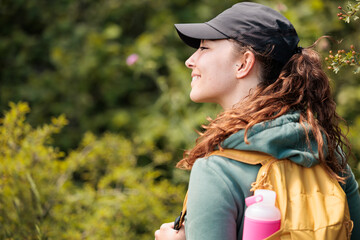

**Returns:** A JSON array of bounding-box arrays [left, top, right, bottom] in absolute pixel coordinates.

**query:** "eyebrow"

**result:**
[[200, 39, 215, 44]]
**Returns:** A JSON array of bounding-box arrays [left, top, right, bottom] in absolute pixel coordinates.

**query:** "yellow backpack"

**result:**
[[174, 149, 353, 240]]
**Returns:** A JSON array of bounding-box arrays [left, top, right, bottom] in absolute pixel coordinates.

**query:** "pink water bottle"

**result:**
[[243, 189, 281, 240]]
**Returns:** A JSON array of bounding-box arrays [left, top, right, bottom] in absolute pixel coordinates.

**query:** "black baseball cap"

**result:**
[[175, 2, 300, 65]]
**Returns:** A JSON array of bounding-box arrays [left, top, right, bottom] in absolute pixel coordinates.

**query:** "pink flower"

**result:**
[[126, 54, 139, 66], [276, 3, 287, 12]]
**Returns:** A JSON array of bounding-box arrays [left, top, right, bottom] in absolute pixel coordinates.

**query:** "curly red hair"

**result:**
[[177, 39, 351, 182]]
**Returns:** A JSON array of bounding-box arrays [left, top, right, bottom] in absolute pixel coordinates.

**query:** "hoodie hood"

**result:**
[[221, 111, 325, 167]]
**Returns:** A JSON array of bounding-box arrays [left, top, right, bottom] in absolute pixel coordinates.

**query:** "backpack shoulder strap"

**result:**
[[210, 149, 278, 191], [210, 149, 276, 165]]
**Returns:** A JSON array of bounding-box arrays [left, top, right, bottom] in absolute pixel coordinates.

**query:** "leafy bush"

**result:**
[[0, 102, 186, 239]]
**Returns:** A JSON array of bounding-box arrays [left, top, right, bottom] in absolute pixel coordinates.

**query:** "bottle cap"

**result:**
[[254, 189, 276, 206], [245, 194, 263, 206]]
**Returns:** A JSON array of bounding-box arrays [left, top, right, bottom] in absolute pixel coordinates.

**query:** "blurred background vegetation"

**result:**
[[0, 0, 359, 239]]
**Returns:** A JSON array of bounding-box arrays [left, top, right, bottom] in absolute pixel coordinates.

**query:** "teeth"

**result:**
[[192, 76, 200, 82]]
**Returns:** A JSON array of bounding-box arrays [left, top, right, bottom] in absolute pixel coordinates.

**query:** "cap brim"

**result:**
[[174, 23, 228, 48]]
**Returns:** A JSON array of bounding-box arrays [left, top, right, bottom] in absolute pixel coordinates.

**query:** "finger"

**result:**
[[154, 229, 160, 238], [160, 222, 173, 230]]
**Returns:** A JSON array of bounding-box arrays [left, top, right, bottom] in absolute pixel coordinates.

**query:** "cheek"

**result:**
[[213, 62, 237, 85]]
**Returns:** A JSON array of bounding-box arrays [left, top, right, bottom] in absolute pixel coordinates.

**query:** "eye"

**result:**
[[199, 46, 208, 51]]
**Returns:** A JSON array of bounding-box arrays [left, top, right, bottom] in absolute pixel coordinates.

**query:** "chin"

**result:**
[[189, 92, 203, 103], [190, 94, 214, 104], [190, 96, 202, 103]]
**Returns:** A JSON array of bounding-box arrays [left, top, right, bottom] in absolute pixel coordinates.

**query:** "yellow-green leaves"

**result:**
[[0, 103, 185, 239]]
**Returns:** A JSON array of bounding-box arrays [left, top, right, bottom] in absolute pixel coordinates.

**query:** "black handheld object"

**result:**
[[173, 211, 183, 230], [173, 191, 188, 230]]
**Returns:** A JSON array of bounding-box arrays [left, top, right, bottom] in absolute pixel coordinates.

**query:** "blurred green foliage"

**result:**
[[0, 102, 185, 239], [0, 0, 359, 238]]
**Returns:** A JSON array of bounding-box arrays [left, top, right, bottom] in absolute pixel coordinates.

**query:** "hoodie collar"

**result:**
[[221, 111, 324, 167]]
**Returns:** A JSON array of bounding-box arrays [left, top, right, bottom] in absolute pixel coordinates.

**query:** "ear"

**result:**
[[235, 51, 256, 79]]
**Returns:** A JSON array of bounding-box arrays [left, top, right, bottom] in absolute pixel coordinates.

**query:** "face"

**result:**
[[185, 39, 242, 109]]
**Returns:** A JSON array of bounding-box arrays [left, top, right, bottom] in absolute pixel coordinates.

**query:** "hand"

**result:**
[[154, 222, 185, 240]]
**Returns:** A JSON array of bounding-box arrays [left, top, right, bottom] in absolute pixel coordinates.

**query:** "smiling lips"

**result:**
[[192, 75, 200, 82], [191, 75, 200, 87]]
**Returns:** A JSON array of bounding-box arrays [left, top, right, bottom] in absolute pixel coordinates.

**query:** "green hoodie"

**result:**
[[185, 111, 360, 240]]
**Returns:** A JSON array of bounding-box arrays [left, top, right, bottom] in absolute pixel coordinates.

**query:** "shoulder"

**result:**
[[192, 154, 260, 173], [190, 155, 261, 197], [192, 154, 261, 177]]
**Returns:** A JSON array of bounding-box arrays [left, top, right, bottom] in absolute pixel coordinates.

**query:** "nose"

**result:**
[[185, 51, 197, 69]]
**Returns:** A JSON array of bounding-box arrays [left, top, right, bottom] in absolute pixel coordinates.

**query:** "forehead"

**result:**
[[200, 39, 233, 45], [201, 39, 215, 44], [200, 39, 237, 51]]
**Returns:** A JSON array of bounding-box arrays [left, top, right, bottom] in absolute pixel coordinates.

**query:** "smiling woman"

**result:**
[[155, 2, 360, 240], [185, 40, 259, 109]]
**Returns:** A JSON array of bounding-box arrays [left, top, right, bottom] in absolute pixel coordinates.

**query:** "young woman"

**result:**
[[155, 2, 360, 240]]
